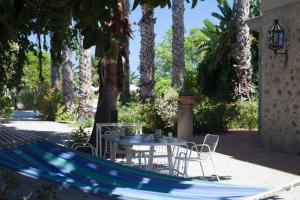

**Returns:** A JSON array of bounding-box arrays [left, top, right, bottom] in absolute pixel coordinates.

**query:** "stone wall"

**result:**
[[260, 1, 300, 154]]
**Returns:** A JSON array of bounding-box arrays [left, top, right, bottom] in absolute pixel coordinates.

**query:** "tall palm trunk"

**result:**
[[62, 43, 74, 111], [89, 1, 129, 146], [172, 0, 185, 90], [235, 0, 252, 101], [120, 0, 131, 104], [50, 32, 60, 90], [139, 4, 155, 102], [78, 34, 92, 120]]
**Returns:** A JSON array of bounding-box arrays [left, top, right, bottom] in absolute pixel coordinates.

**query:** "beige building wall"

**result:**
[[258, 1, 300, 153]]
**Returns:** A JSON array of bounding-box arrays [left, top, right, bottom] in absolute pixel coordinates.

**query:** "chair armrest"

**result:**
[[72, 142, 97, 156], [195, 144, 212, 153], [186, 142, 197, 147]]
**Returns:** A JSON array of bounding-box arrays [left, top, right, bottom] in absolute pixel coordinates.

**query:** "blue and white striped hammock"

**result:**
[[0, 140, 268, 200]]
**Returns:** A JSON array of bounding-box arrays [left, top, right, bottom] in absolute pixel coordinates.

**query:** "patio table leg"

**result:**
[[125, 146, 133, 166], [148, 146, 154, 171], [167, 145, 173, 175], [110, 141, 117, 161]]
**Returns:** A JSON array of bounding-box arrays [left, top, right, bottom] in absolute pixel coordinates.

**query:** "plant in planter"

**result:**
[[180, 71, 197, 97]]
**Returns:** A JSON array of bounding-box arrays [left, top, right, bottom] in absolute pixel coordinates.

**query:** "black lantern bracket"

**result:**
[[274, 49, 288, 64], [267, 19, 288, 64]]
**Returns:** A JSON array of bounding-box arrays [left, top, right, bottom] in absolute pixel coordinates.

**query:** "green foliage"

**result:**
[[73, 118, 95, 128], [181, 71, 198, 96], [250, 0, 261, 18], [155, 28, 205, 97], [1, 170, 21, 199], [36, 84, 63, 121], [0, 42, 30, 96], [118, 87, 179, 131], [155, 28, 207, 78], [194, 99, 258, 132], [19, 89, 38, 110], [22, 52, 51, 89], [55, 106, 76, 121], [197, 0, 261, 102], [2, 171, 21, 191], [118, 102, 162, 132], [0, 0, 201, 95], [68, 126, 89, 147], [155, 76, 172, 97], [227, 100, 258, 129], [35, 184, 58, 200], [197, 0, 238, 101], [155, 87, 179, 129], [0, 96, 13, 118]]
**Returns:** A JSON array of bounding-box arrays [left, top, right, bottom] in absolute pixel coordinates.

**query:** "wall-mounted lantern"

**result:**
[[267, 19, 288, 64]]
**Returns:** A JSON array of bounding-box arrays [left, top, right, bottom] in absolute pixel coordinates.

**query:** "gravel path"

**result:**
[[0, 111, 299, 199]]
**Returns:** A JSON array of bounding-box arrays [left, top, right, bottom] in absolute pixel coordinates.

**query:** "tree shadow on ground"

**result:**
[[192, 131, 300, 176]]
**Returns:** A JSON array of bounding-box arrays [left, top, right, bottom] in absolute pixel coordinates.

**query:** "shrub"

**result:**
[[1, 170, 21, 199], [19, 89, 38, 110], [36, 84, 62, 121], [73, 118, 94, 128], [68, 126, 90, 147], [155, 87, 179, 129], [227, 100, 258, 129], [55, 106, 76, 121], [118, 102, 163, 132], [35, 184, 58, 200], [0, 96, 13, 118], [194, 99, 258, 133]]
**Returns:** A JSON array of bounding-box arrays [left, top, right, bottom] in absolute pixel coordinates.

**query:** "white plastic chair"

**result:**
[[103, 131, 124, 159], [103, 131, 151, 168], [71, 142, 97, 156], [58, 134, 70, 147], [175, 134, 220, 181]]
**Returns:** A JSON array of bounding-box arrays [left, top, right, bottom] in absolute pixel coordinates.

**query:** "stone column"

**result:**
[[177, 96, 195, 140]]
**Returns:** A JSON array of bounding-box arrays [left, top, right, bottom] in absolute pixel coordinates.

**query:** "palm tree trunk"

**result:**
[[89, 1, 129, 146], [120, 0, 131, 104], [235, 0, 252, 101], [139, 4, 155, 103], [172, 0, 185, 91], [50, 32, 60, 90], [89, 53, 123, 146], [78, 34, 92, 120], [62, 43, 74, 111]]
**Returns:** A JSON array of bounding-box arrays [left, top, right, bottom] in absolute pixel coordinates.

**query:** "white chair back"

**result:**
[[202, 134, 219, 153]]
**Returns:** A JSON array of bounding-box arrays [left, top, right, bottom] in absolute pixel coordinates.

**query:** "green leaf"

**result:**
[[191, 0, 198, 8], [132, 0, 140, 10]]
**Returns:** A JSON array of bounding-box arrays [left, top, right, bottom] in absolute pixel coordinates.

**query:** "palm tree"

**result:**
[[198, 0, 238, 101], [89, 0, 131, 145], [235, 0, 252, 101], [77, 34, 92, 120], [139, 4, 155, 102], [172, 0, 185, 90], [50, 32, 60, 90], [62, 43, 74, 111], [120, 0, 131, 104]]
